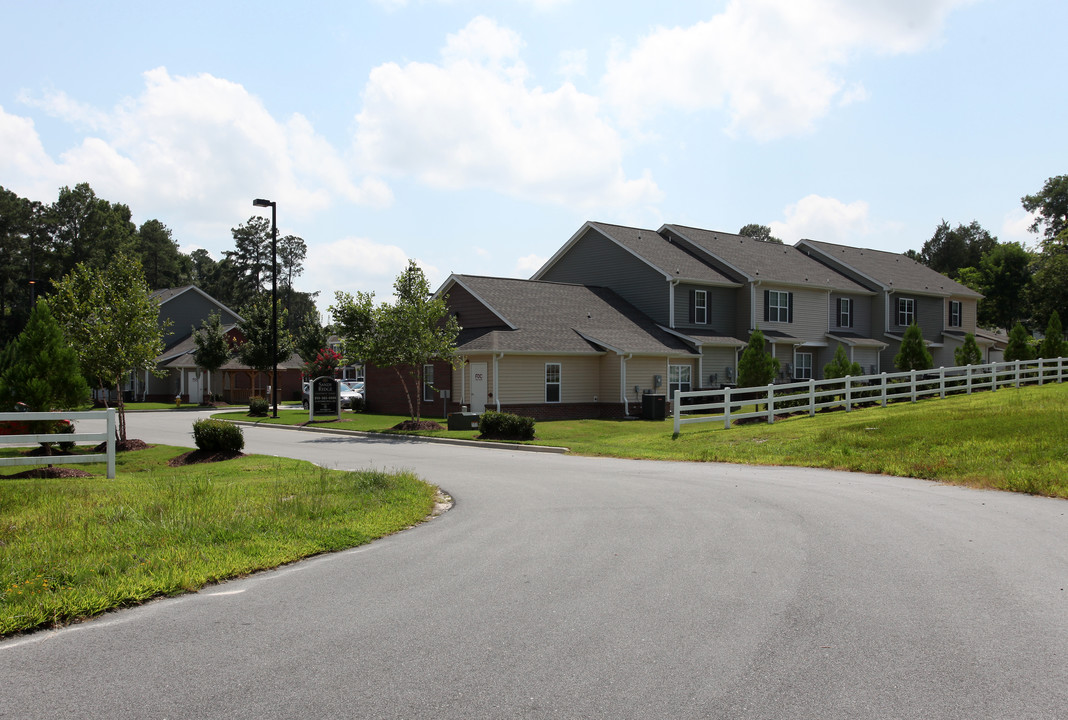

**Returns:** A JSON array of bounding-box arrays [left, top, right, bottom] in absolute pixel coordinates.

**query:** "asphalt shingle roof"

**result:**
[[801, 239, 982, 298], [450, 275, 696, 356], [588, 222, 739, 285], [663, 224, 871, 293]]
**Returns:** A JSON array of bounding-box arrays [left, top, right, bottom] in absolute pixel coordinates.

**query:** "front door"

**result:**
[[188, 369, 203, 404], [470, 362, 488, 413]]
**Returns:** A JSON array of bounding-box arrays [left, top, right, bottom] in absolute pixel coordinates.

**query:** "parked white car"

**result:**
[[339, 380, 365, 408]]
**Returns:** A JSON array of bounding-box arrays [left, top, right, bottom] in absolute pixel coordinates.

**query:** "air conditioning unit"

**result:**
[[725, 366, 734, 382]]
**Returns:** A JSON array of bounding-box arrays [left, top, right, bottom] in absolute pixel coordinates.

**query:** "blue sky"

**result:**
[[2, 0, 1065, 315]]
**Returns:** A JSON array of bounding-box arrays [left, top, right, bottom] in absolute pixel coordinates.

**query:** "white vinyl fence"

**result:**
[[0, 408, 116, 478], [673, 358, 1067, 434]]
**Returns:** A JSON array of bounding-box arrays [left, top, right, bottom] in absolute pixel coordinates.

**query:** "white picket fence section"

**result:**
[[0, 408, 116, 478], [672, 358, 1067, 434]]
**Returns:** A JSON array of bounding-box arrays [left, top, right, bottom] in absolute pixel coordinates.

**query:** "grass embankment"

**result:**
[[0, 446, 437, 637], [223, 383, 1068, 498]]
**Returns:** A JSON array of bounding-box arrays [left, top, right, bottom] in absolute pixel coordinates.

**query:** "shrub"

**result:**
[[248, 395, 269, 416], [192, 419, 244, 453], [478, 411, 535, 440]]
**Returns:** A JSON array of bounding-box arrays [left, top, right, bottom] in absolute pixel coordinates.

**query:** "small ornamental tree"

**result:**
[[823, 344, 862, 379], [0, 299, 91, 414], [1039, 311, 1066, 359], [193, 312, 232, 401], [236, 294, 294, 396], [737, 329, 779, 387], [954, 333, 983, 366], [304, 347, 342, 378], [1004, 322, 1034, 362], [894, 323, 933, 371]]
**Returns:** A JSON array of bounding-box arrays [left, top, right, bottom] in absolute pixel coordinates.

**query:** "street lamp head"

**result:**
[[253, 198, 274, 208]]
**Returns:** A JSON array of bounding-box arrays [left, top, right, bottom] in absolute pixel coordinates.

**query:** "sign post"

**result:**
[[309, 376, 340, 422]]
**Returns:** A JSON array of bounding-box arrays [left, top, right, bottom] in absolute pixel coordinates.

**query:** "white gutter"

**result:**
[[493, 353, 503, 412]]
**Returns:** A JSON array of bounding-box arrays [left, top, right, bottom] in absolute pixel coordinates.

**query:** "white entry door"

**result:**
[[470, 362, 488, 413], [188, 370, 203, 404]]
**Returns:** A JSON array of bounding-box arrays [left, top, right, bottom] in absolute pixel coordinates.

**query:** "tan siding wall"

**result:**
[[700, 346, 738, 387], [757, 286, 830, 342], [624, 356, 671, 399], [600, 355, 623, 403], [496, 355, 602, 405]]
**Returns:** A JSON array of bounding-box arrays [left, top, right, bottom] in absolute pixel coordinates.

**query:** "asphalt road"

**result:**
[[2, 410, 1066, 719]]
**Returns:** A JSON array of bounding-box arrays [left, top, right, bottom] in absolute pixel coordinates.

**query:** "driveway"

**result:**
[[2, 411, 1066, 719]]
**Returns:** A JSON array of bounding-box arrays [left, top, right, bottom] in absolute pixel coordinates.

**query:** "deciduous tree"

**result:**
[[738, 224, 783, 244], [235, 294, 293, 398], [192, 312, 232, 402], [1021, 175, 1068, 251], [331, 261, 460, 421]]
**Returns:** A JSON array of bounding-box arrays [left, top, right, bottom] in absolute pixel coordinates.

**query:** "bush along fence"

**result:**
[[672, 358, 1067, 434], [0, 408, 117, 478]]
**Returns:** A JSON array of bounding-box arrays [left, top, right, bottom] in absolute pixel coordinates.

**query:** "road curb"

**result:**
[[224, 419, 570, 454]]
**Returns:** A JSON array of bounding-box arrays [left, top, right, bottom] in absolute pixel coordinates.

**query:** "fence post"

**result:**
[[809, 379, 816, 417], [767, 383, 775, 424], [966, 364, 972, 394], [724, 386, 732, 430], [845, 375, 852, 411], [672, 390, 681, 435], [910, 369, 918, 402], [939, 367, 945, 399], [880, 373, 887, 407], [106, 408, 116, 479], [1015, 359, 1021, 388], [1038, 357, 1045, 386]]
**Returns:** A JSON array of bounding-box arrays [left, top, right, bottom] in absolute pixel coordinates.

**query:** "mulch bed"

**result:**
[[4, 467, 93, 479], [392, 420, 445, 431], [167, 449, 245, 466], [93, 439, 149, 452]]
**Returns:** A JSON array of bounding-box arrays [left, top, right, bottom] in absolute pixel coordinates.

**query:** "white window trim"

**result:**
[[769, 290, 790, 323], [794, 352, 813, 380], [694, 290, 708, 325], [898, 297, 915, 326], [545, 362, 562, 403], [668, 364, 692, 398], [838, 298, 852, 328], [949, 300, 962, 328], [422, 364, 435, 402]]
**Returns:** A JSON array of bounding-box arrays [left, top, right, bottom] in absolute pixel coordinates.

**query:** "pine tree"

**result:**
[[894, 323, 933, 371], [737, 329, 780, 387], [822, 344, 862, 379], [1004, 323, 1034, 362], [0, 299, 90, 413], [1039, 311, 1066, 359], [954, 334, 983, 366]]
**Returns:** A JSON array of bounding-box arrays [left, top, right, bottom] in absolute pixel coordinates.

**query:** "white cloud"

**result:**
[[1001, 208, 1039, 247], [353, 16, 661, 209], [558, 49, 588, 80], [516, 253, 547, 275], [3, 69, 389, 248], [770, 194, 872, 243], [603, 0, 974, 140]]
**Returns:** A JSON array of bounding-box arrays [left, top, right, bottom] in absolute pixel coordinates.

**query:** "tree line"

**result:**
[[0, 182, 322, 347]]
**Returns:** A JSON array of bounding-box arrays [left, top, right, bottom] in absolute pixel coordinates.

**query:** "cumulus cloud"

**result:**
[[603, 0, 974, 140], [2, 69, 390, 246], [353, 16, 661, 209], [770, 194, 872, 243], [516, 253, 548, 275]]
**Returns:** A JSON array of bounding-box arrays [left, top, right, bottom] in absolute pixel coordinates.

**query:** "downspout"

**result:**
[[621, 354, 633, 417], [751, 281, 759, 331], [493, 353, 503, 412]]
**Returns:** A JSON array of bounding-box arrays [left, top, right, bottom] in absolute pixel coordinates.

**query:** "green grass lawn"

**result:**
[[221, 383, 1068, 498], [0, 445, 438, 637]]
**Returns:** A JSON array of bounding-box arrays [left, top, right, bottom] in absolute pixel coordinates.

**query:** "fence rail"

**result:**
[[672, 358, 1066, 434], [0, 409, 116, 478]]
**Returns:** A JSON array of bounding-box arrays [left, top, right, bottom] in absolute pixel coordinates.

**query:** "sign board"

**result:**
[[309, 376, 340, 421]]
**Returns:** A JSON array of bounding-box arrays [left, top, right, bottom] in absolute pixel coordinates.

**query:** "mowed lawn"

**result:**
[[0, 446, 438, 636], [225, 382, 1068, 498]]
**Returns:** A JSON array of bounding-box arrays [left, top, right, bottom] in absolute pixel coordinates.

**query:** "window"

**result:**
[[765, 290, 793, 323], [897, 297, 915, 327], [948, 300, 962, 328], [422, 364, 435, 402], [545, 363, 561, 403], [691, 290, 708, 325], [837, 298, 853, 328], [669, 364, 692, 399], [794, 352, 813, 380]]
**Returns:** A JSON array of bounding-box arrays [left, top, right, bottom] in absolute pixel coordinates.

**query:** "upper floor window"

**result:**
[[897, 297, 915, 327], [545, 363, 561, 403], [765, 290, 793, 323], [948, 300, 962, 328], [690, 290, 708, 325], [837, 298, 853, 328]]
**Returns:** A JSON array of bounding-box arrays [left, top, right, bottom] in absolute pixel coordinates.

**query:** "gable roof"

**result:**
[[661, 224, 871, 293], [150, 285, 244, 322], [797, 239, 983, 298], [443, 275, 697, 356]]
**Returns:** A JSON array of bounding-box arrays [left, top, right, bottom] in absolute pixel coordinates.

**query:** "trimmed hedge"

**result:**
[[192, 419, 245, 453], [478, 410, 535, 441], [248, 396, 269, 416]]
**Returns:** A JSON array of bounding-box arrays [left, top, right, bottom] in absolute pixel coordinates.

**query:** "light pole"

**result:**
[[252, 198, 279, 418]]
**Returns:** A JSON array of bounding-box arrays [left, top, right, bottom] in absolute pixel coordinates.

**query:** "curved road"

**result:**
[[2, 411, 1066, 719]]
